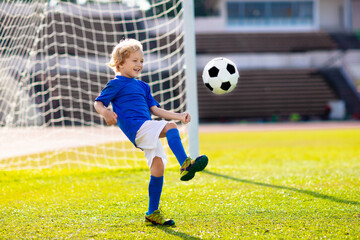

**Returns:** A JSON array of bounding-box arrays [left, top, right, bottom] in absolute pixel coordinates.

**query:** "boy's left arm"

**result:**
[[150, 106, 191, 124]]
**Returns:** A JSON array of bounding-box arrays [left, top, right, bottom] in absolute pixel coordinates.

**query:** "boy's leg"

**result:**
[[148, 157, 164, 215], [146, 156, 175, 226], [162, 122, 208, 181], [162, 123, 188, 166], [147, 175, 163, 215]]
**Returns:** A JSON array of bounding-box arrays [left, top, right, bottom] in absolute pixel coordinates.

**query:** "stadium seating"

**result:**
[[196, 32, 338, 53], [197, 68, 339, 121]]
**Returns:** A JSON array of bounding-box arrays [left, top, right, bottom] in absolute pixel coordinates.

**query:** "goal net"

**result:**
[[0, 0, 197, 170]]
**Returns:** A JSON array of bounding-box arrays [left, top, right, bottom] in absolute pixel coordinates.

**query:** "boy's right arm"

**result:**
[[94, 101, 118, 126]]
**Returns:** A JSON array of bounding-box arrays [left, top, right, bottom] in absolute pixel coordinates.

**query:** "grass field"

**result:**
[[1, 127, 360, 239]]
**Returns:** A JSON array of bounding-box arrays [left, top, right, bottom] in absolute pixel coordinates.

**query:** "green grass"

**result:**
[[1, 128, 360, 239]]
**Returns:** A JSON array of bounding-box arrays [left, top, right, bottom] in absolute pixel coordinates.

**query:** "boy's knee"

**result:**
[[150, 157, 164, 177], [166, 121, 177, 130], [160, 122, 177, 138]]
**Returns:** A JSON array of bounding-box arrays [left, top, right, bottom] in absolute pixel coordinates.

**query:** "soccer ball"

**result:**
[[202, 57, 239, 95]]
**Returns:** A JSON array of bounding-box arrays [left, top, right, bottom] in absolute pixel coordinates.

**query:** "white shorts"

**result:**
[[135, 120, 168, 168]]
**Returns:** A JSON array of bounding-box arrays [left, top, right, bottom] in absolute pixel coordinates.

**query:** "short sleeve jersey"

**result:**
[[95, 75, 160, 147]]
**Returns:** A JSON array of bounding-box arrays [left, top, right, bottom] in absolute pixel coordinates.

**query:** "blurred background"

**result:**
[[1, 0, 360, 126], [0, 0, 359, 168], [194, 0, 360, 123]]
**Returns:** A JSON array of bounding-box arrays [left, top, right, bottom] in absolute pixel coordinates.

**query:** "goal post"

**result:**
[[183, 0, 199, 159], [0, 0, 199, 170]]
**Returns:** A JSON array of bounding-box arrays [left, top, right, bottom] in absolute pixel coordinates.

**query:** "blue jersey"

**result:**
[[95, 75, 160, 147]]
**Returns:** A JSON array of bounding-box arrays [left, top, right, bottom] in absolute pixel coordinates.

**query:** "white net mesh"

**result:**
[[0, 0, 188, 170]]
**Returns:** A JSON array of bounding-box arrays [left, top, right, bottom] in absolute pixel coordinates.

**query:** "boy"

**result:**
[[94, 39, 208, 226]]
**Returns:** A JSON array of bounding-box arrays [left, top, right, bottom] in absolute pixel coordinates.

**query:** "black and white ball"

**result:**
[[202, 57, 239, 95]]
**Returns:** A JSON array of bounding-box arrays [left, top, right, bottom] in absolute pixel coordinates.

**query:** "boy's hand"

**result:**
[[103, 109, 118, 126], [181, 112, 191, 124]]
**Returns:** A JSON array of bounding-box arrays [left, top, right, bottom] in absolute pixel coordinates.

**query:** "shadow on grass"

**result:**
[[154, 225, 201, 240], [203, 170, 360, 206]]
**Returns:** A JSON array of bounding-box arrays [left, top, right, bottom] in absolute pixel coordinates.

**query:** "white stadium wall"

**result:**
[[318, 0, 345, 30], [352, 0, 360, 29]]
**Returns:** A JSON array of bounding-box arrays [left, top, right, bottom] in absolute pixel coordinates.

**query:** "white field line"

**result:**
[[0, 126, 126, 159]]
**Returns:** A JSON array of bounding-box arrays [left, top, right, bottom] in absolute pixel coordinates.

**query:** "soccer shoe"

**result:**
[[180, 155, 208, 181], [145, 209, 175, 226]]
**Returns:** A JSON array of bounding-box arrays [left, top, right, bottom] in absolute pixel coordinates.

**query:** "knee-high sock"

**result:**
[[147, 175, 163, 215], [166, 128, 188, 166]]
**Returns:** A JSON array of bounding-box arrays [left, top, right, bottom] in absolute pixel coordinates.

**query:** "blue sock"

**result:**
[[147, 175, 163, 215], [166, 128, 188, 166]]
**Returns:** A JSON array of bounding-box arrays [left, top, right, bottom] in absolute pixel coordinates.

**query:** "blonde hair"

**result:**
[[108, 38, 143, 73]]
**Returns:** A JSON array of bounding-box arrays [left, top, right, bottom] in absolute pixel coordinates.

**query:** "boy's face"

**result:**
[[119, 49, 144, 78]]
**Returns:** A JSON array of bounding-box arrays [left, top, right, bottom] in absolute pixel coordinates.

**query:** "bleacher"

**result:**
[[197, 69, 338, 121], [196, 32, 338, 53]]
